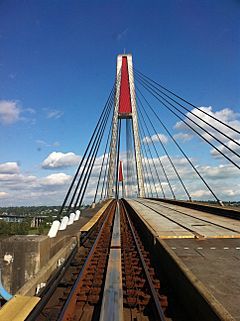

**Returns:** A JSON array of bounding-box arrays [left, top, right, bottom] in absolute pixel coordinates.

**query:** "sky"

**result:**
[[0, 0, 239, 206]]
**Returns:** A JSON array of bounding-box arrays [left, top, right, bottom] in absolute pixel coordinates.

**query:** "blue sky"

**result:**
[[0, 0, 239, 205]]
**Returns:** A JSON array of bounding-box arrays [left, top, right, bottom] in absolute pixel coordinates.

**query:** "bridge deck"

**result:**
[[127, 198, 240, 321], [127, 198, 240, 239], [165, 238, 240, 321]]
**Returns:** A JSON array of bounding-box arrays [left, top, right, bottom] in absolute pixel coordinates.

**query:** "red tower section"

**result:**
[[119, 57, 132, 114], [119, 161, 123, 182]]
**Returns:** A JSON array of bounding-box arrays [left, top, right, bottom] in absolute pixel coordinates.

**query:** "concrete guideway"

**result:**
[[99, 202, 123, 321], [165, 238, 240, 321], [19, 200, 169, 321], [146, 199, 240, 234], [126, 198, 240, 320], [1, 198, 239, 320], [128, 199, 240, 239]]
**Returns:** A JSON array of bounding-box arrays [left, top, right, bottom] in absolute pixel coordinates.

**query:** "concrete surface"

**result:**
[[165, 238, 240, 321], [128, 199, 240, 238], [126, 199, 240, 320], [0, 201, 107, 295]]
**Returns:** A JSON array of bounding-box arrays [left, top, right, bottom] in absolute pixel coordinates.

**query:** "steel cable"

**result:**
[[135, 75, 240, 170], [136, 89, 192, 201], [134, 68, 240, 136]]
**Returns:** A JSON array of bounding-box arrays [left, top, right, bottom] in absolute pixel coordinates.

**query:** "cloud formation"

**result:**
[[42, 152, 81, 169], [0, 148, 239, 206], [139, 153, 240, 201], [0, 161, 73, 205], [46, 109, 64, 119], [210, 139, 240, 159], [36, 140, 60, 148], [40, 173, 71, 186], [0, 162, 20, 174], [0, 192, 8, 198], [142, 133, 168, 145], [175, 106, 240, 141], [174, 106, 240, 162], [173, 133, 193, 142], [0, 100, 21, 124]]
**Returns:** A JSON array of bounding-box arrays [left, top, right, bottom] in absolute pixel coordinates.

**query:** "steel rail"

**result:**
[[143, 198, 240, 234], [58, 200, 116, 320], [26, 201, 115, 321], [134, 198, 204, 239], [121, 200, 166, 321], [150, 197, 240, 221], [25, 245, 78, 321]]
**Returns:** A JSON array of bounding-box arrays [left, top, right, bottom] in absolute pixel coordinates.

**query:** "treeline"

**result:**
[[0, 204, 90, 216], [0, 220, 31, 235], [0, 206, 62, 216]]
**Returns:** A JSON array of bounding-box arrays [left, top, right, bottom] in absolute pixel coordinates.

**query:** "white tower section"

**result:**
[[107, 54, 145, 198]]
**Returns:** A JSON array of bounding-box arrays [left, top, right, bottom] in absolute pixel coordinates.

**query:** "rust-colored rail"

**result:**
[[27, 200, 116, 321], [58, 200, 116, 320], [27, 199, 171, 321], [120, 200, 167, 321]]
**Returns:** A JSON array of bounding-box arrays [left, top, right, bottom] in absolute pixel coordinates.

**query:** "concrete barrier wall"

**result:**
[[17, 237, 77, 296], [0, 201, 108, 295], [123, 200, 234, 321]]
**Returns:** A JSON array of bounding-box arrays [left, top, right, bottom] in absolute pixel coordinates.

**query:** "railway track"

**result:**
[[134, 198, 240, 238], [27, 199, 175, 321]]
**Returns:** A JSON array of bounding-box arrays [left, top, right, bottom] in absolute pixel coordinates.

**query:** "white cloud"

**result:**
[[42, 152, 81, 169], [174, 106, 240, 141], [46, 109, 64, 119], [139, 152, 240, 201], [0, 165, 73, 205], [197, 164, 239, 179], [0, 150, 239, 206], [0, 173, 36, 185], [0, 162, 19, 174], [0, 100, 36, 125], [0, 100, 21, 124], [174, 106, 240, 162], [40, 173, 71, 186], [142, 133, 168, 145], [0, 192, 8, 198], [190, 190, 211, 198], [36, 140, 60, 148], [173, 133, 193, 141], [24, 108, 36, 114], [210, 139, 240, 159]]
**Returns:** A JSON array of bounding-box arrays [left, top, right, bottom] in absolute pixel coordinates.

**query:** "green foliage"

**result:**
[[0, 205, 62, 216], [37, 224, 45, 235], [0, 220, 30, 235]]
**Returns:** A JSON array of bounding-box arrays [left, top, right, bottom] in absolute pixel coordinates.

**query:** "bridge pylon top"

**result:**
[[107, 53, 145, 198]]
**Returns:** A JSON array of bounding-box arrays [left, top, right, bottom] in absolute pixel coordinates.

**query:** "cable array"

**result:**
[[58, 60, 240, 216], [56, 74, 120, 219], [126, 66, 240, 204]]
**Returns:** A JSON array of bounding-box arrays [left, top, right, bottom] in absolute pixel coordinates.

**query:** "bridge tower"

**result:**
[[107, 54, 145, 198]]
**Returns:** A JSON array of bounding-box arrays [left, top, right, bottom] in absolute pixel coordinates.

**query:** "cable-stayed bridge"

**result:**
[[0, 54, 239, 321]]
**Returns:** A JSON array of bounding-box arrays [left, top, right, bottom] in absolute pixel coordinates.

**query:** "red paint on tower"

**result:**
[[119, 57, 132, 114], [119, 161, 123, 182]]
